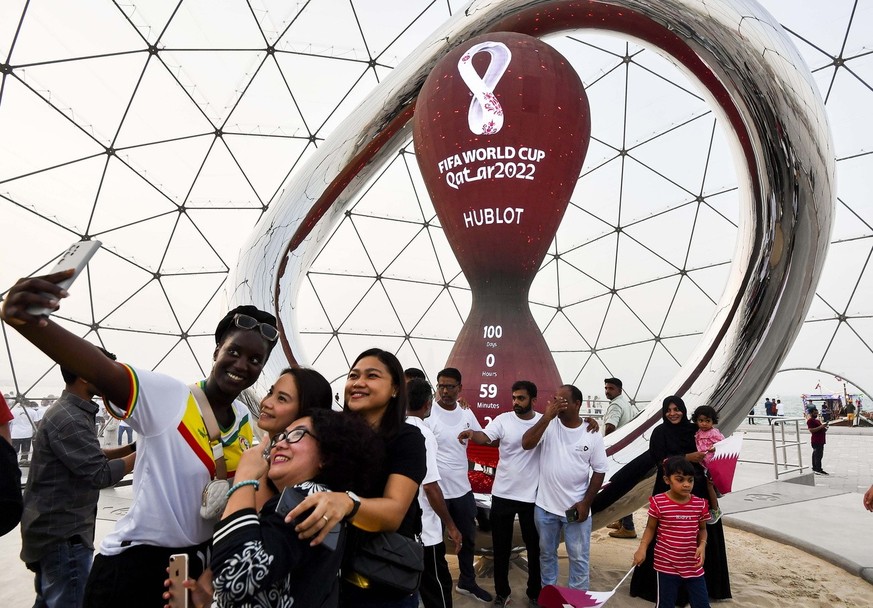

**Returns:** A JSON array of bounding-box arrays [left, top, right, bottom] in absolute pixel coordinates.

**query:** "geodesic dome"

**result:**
[[1, 0, 870, 408]]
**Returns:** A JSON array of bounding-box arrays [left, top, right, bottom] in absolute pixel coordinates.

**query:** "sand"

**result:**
[[449, 518, 873, 608]]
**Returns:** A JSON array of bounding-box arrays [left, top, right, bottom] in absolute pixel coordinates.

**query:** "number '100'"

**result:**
[[483, 325, 503, 339]]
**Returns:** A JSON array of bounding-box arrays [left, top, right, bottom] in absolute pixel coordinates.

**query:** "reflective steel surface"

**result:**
[[229, 0, 834, 523]]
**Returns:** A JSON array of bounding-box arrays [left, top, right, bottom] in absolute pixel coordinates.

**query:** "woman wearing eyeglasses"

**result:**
[[205, 409, 377, 608], [1, 270, 279, 607], [285, 348, 427, 608]]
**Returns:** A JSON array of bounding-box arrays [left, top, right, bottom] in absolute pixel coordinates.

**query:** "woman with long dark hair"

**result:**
[[286, 348, 427, 607], [629, 395, 731, 603]]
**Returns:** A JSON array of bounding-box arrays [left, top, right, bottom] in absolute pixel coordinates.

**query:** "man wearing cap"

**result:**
[[1, 269, 278, 608], [603, 377, 640, 539]]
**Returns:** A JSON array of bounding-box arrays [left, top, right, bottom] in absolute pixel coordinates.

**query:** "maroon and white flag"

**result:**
[[708, 433, 744, 495], [538, 568, 633, 608]]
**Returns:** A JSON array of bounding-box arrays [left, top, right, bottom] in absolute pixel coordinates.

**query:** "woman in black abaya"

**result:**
[[629, 395, 731, 603]]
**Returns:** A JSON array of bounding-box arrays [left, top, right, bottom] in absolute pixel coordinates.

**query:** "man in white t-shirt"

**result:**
[[522, 384, 608, 591], [405, 377, 462, 608], [425, 367, 493, 602], [458, 380, 542, 608]]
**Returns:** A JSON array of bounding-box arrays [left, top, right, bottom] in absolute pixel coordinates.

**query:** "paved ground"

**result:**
[[3, 419, 872, 605]]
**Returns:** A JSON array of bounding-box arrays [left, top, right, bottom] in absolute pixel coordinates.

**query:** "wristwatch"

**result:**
[[345, 490, 361, 521]]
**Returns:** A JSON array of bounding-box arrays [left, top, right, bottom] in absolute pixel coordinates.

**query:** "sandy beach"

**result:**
[[448, 513, 873, 608]]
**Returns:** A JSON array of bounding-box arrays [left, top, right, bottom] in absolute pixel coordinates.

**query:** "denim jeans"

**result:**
[[117, 426, 133, 445], [657, 572, 711, 608], [619, 513, 635, 531], [32, 540, 93, 608], [534, 505, 592, 590]]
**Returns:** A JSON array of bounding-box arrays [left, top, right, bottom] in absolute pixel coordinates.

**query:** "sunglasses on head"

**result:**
[[233, 313, 278, 342]]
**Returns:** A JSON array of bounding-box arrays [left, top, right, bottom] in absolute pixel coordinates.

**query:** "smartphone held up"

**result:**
[[25, 239, 102, 317]]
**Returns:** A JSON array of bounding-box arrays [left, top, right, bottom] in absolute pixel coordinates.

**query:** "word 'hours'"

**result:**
[[478, 325, 502, 417]]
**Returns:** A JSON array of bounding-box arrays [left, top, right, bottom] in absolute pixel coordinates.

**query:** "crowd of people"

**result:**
[[0, 267, 786, 608]]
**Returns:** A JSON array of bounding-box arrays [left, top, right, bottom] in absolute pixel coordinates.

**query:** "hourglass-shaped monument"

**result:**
[[414, 32, 590, 451]]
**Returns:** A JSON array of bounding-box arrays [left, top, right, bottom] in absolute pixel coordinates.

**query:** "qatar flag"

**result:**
[[708, 433, 744, 495], [538, 568, 633, 608]]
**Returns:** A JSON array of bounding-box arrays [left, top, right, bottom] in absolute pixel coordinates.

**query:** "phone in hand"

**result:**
[[276, 486, 341, 551], [26, 240, 102, 317], [565, 506, 580, 523], [168, 553, 189, 608]]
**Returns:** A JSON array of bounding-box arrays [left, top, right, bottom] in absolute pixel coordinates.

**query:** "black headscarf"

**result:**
[[649, 395, 699, 486]]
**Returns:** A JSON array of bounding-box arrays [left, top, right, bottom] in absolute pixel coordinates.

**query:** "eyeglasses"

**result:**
[[436, 383, 459, 391], [269, 427, 318, 449], [233, 313, 279, 342]]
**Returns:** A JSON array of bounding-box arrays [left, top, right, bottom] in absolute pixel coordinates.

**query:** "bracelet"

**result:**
[[226, 479, 260, 498]]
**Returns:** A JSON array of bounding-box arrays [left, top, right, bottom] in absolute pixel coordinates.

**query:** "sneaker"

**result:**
[[494, 595, 511, 607], [606, 520, 621, 530], [707, 508, 723, 524], [457, 583, 494, 603], [608, 526, 637, 539]]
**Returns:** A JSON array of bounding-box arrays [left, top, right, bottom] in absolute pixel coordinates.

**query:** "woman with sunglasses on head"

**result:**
[[1, 269, 279, 607], [203, 409, 377, 608], [285, 348, 427, 608]]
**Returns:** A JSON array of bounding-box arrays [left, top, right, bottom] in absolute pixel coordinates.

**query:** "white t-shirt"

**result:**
[[424, 402, 482, 499], [10, 405, 35, 439], [482, 411, 542, 503], [535, 418, 609, 517], [406, 416, 442, 547], [102, 364, 253, 555]]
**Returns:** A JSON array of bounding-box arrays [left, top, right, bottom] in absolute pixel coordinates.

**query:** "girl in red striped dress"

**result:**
[[632, 455, 711, 607]]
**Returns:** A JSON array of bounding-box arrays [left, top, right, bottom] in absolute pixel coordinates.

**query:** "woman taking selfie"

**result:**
[[287, 348, 427, 607], [1, 269, 279, 606]]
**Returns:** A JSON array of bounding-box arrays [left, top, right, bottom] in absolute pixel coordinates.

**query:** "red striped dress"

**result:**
[[649, 492, 710, 578]]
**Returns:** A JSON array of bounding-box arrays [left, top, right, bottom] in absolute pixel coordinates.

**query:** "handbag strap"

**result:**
[[188, 383, 228, 480]]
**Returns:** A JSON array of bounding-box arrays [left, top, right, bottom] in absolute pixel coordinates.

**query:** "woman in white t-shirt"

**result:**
[[1, 270, 279, 608]]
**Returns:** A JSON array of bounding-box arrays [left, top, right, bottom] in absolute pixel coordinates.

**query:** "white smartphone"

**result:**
[[168, 553, 189, 608], [26, 239, 102, 317]]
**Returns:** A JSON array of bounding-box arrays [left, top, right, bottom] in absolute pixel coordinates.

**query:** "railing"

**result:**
[[740, 415, 807, 479]]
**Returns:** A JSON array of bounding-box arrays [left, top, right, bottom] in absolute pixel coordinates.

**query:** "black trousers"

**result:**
[[812, 444, 825, 471], [490, 495, 541, 600], [84, 542, 209, 608], [420, 542, 453, 608], [445, 491, 478, 587]]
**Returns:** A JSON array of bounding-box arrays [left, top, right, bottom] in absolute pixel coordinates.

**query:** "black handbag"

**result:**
[[347, 531, 424, 594]]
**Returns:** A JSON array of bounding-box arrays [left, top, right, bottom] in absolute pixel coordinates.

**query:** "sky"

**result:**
[[0, 0, 870, 412]]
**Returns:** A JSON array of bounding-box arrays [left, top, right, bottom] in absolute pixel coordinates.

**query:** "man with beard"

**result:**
[[522, 384, 607, 591], [458, 380, 543, 608]]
